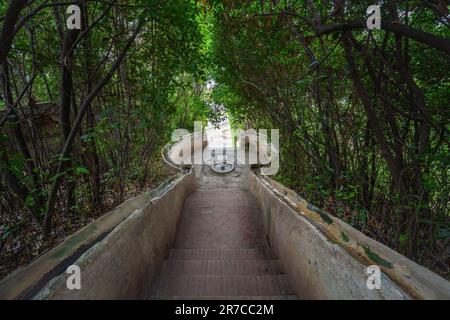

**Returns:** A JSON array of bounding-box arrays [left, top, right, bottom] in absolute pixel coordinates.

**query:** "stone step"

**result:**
[[182, 206, 260, 215], [184, 190, 258, 208], [174, 237, 268, 249], [150, 295, 298, 300], [168, 249, 277, 260], [174, 208, 267, 249], [149, 275, 295, 297], [160, 260, 284, 275]]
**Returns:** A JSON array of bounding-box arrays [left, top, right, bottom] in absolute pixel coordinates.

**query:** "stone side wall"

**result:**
[[248, 172, 450, 299], [0, 171, 195, 300]]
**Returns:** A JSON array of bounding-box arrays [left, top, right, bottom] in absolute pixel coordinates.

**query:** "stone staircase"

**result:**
[[148, 166, 297, 299]]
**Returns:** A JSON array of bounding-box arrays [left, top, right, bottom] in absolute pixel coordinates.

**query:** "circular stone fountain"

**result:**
[[211, 159, 235, 174]]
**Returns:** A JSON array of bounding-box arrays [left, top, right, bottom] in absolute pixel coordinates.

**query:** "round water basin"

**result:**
[[211, 160, 234, 174]]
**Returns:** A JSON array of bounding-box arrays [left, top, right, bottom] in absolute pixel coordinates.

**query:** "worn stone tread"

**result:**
[[149, 275, 295, 297], [184, 190, 258, 208], [159, 259, 284, 275], [168, 249, 277, 260]]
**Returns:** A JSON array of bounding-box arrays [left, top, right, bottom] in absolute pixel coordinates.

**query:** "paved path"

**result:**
[[148, 166, 297, 299]]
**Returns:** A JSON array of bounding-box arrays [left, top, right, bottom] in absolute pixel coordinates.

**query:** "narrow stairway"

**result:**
[[148, 165, 297, 299]]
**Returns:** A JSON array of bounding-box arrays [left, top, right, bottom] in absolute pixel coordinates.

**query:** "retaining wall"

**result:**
[[0, 170, 196, 300], [248, 172, 450, 300]]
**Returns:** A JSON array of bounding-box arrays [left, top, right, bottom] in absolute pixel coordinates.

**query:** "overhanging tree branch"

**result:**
[[314, 19, 450, 55]]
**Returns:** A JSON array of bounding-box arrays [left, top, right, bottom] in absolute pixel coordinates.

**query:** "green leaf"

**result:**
[[307, 203, 334, 225], [341, 231, 350, 243], [295, 76, 313, 86], [75, 167, 90, 175], [362, 246, 393, 269], [25, 194, 35, 207], [399, 234, 408, 245]]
